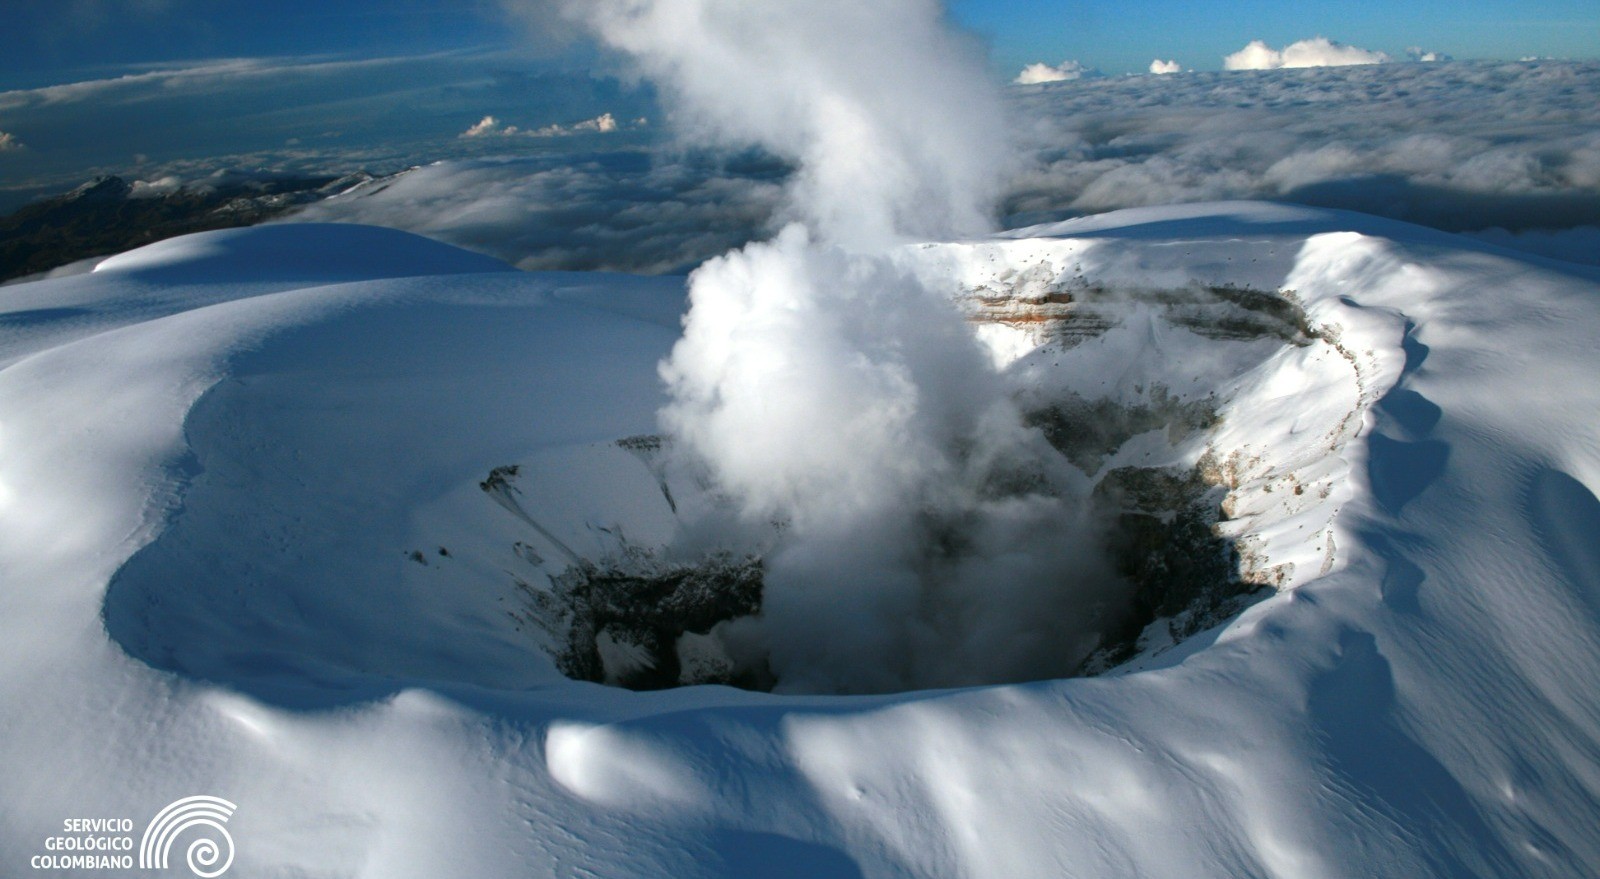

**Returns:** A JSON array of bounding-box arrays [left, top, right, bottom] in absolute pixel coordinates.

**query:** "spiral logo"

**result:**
[[138, 796, 236, 877]]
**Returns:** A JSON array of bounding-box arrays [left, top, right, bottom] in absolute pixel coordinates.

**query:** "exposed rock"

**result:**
[[963, 279, 1314, 348], [1025, 386, 1221, 473], [536, 552, 768, 691]]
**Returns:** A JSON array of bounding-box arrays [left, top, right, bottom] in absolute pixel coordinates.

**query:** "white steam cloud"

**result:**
[[1149, 59, 1182, 75], [1016, 60, 1098, 84], [659, 226, 1110, 691], [577, 0, 1003, 249], [566, 0, 1115, 692], [1224, 37, 1390, 71], [0, 131, 22, 152]]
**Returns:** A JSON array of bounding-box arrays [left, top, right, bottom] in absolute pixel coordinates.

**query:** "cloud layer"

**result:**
[[278, 61, 1600, 274], [1006, 60, 1600, 254], [287, 151, 785, 274], [10, 55, 1599, 274]]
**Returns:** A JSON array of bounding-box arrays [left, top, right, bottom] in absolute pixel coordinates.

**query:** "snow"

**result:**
[[3, 211, 1600, 876]]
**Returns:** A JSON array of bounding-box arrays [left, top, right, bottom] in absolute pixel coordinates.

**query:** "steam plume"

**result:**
[[565, 0, 1117, 692], [577, 0, 1003, 249]]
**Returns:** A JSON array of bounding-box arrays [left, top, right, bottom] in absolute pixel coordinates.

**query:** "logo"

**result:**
[[29, 796, 235, 876], [139, 796, 237, 877]]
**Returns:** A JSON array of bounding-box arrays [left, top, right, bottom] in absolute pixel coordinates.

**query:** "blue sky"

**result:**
[[2, 0, 1597, 206], [3, 0, 1597, 88], [953, 0, 1600, 73], [2, 1, 509, 89]]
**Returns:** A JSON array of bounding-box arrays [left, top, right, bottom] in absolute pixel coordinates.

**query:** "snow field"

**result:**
[[2, 209, 1599, 876]]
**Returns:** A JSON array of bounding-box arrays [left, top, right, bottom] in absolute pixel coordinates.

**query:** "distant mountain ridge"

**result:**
[[0, 171, 375, 283]]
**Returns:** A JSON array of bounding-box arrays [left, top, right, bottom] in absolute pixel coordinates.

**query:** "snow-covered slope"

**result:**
[[2, 209, 1599, 877]]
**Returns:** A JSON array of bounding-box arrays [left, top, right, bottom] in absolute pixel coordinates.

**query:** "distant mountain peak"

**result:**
[[65, 175, 132, 203]]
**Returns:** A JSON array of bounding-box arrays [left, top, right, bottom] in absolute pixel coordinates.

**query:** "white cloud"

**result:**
[[1407, 47, 1452, 63], [1222, 40, 1281, 71], [1015, 60, 1098, 85], [1149, 59, 1182, 75], [0, 131, 22, 152], [0, 57, 334, 110], [127, 175, 182, 197], [574, 112, 619, 133], [530, 111, 623, 136], [1223, 37, 1390, 71], [460, 112, 631, 139], [461, 115, 518, 137]]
